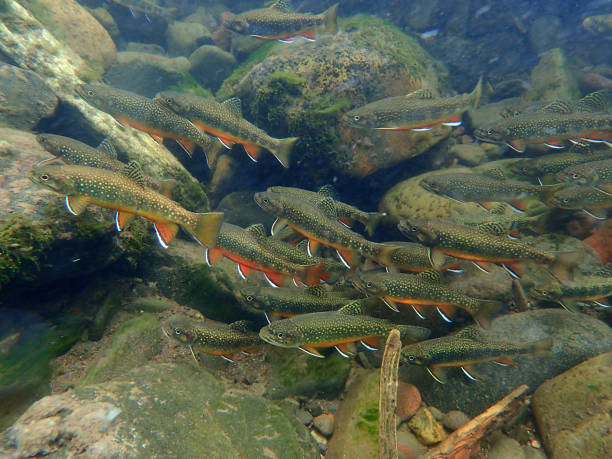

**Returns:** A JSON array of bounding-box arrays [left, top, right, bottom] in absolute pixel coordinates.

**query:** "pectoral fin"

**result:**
[[381, 297, 400, 312], [271, 217, 289, 236], [426, 366, 448, 384], [65, 196, 88, 215], [460, 365, 480, 381], [299, 346, 325, 358]]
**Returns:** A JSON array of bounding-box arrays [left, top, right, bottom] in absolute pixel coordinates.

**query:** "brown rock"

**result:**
[[407, 407, 447, 445], [396, 383, 421, 421], [313, 413, 335, 437]]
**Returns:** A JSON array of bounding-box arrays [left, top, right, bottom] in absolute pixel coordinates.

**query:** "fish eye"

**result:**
[[411, 226, 418, 232], [487, 129, 495, 136], [246, 295, 254, 302], [562, 198, 568, 204], [40, 174, 49, 181], [87, 90, 94, 96], [408, 355, 415, 361], [277, 332, 284, 339], [571, 174, 579, 179], [353, 115, 360, 121], [263, 198, 269, 204], [366, 281, 373, 288], [174, 328, 181, 335]]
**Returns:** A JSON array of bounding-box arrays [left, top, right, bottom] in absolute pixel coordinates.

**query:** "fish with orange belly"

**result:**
[[29, 163, 223, 248], [258, 300, 430, 358]]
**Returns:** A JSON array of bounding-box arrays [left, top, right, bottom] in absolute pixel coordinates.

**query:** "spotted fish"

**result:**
[[345, 77, 482, 131], [29, 163, 223, 248], [383, 241, 462, 273], [221, 1, 338, 43], [155, 91, 297, 167], [548, 184, 612, 219], [258, 300, 430, 358], [556, 158, 612, 186], [163, 314, 262, 363]]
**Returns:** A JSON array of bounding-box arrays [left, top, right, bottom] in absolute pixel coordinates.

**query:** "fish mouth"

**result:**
[[258, 327, 278, 345]]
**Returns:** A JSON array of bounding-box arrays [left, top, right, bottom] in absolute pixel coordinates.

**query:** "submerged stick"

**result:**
[[378, 329, 401, 459]]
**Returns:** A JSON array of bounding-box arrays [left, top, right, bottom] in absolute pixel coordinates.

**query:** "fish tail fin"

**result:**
[[364, 212, 383, 237], [473, 299, 501, 329], [302, 262, 325, 287], [376, 244, 402, 268], [271, 137, 298, 168], [472, 76, 484, 109], [188, 212, 224, 247], [324, 3, 339, 35]]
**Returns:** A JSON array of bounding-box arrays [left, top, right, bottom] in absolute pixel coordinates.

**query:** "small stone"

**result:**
[[310, 429, 328, 454], [442, 410, 470, 431], [296, 409, 313, 426], [450, 143, 487, 166], [313, 413, 334, 437], [429, 406, 444, 421], [487, 432, 525, 459], [396, 383, 421, 421], [522, 445, 547, 459], [189, 45, 237, 91], [407, 407, 447, 445], [166, 21, 212, 56], [397, 424, 426, 459]]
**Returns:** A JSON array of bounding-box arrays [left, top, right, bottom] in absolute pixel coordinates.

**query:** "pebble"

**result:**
[[442, 410, 471, 431], [407, 407, 447, 445], [428, 406, 444, 421], [296, 409, 313, 426], [450, 143, 487, 166], [487, 432, 525, 459], [313, 413, 335, 437], [310, 429, 327, 454], [396, 383, 421, 421], [397, 424, 426, 459]]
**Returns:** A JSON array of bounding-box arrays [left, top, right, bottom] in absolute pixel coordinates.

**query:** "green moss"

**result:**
[[356, 406, 379, 436], [216, 41, 277, 100], [313, 97, 350, 115], [172, 175, 210, 212], [168, 72, 212, 98]]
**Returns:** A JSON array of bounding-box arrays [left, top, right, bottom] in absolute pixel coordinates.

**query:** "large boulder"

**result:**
[[22, 0, 116, 79], [532, 351, 612, 459], [0, 64, 57, 130], [217, 15, 447, 179], [399, 309, 612, 416], [2, 363, 319, 458], [190, 45, 237, 92], [166, 21, 213, 57]]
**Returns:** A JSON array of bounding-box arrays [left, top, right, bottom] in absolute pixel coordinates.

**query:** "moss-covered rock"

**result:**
[[190, 45, 237, 92], [217, 15, 447, 179]]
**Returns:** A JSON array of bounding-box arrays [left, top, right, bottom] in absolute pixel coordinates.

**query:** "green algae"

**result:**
[[168, 72, 212, 98], [172, 174, 210, 212]]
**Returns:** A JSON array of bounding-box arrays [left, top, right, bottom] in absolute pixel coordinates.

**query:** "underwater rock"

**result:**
[[313, 413, 335, 437], [22, 0, 116, 79], [2, 362, 319, 458], [487, 432, 525, 459], [218, 15, 447, 179], [398, 309, 612, 416], [449, 143, 487, 166], [442, 410, 470, 431], [326, 368, 380, 459], [396, 382, 422, 421], [88, 7, 120, 39], [379, 167, 488, 223], [397, 424, 427, 459], [0, 64, 58, 130], [532, 351, 612, 459], [125, 41, 165, 55], [263, 348, 351, 400], [525, 48, 579, 102], [407, 406, 447, 445], [166, 21, 213, 57], [104, 51, 192, 98], [190, 45, 237, 92]]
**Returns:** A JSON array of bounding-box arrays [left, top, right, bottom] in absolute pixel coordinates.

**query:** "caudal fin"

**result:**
[[374, 243, 402, 268], [471, 76, 483, 109], [188, 212, 224, 247], [271, 137, 298, 168], [324, 3, 339, 35], [364, 212, 383, 237], [473, 299, 501, 329]]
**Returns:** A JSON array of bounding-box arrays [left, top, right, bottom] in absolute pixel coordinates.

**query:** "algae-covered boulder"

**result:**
[[2, 363, 319, 458], [22, 0, 116, 79], [0, 64, 58, 130], [190, 45, 237, 92], [525, 48, 579, 102], [166, 20, 213, 57], [398, 310, 612, 416], [217, 15, 447, 179]]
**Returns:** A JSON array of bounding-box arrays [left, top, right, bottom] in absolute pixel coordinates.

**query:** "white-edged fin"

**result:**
[[278, 38, 294, 43], [301, 35, 316, 42], [153, 224, 169, 249], [336, 249, 352, 269], [472, 261, 490, 273], [236, 264, 247, 280], [537, 177, 544, 186], [220, 355, 235, 363], [264, 312, 271, 324], [337, 219, 351, 229], [270, 217, 288, 236], [411, 305, 427, 320], [436, 307, 453, 323], [299, 346, 324, 358], [595, 186, 612, 197], [507, 142, 525, 153], [544, 143, 565, 149], [249, 34, 265, 38], [129, 7, 136, 18], [65, 196, 87, 215], [583, 208, 606, 220], [446, 268, 464, 274], [292, 278, 300, 287], [492, 360, 511, 367], [204, 247, 212, 267], [426, 367, 446, 384], [385, 266, 390, 273], [144, 13, 151, 23], [508, 234, 519, 241], [580, 137, 604, 143], [412, 127, 432, 131], [443, 194, 466, 204], [263, 273, 280, 288], [245, 150, 258, 163], [188, 345, 198, 363], [360, 340, 378, 351], [307, 240, 314, 257], [502, 264, 521, 279], [115, 212, 122, 232], [442, 121, 462, 126], [506, 202, 526, 213], [461, 366, 478, 381], [593, 300, 612, 308], [217, 137, 232, 149], [335, 346, 350, 358], [175, 139, 192, 156], [382, 297, 400, 312]]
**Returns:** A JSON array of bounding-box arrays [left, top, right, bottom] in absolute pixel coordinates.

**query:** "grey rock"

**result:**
[[104, 52, 191, 98], [126, 42, 165, 55], [399, 310, 612, 416], [189, 45, 237, 92], [442, 410, 471, 431], [88, 7, 119, 38], [488, 432, 525, 459], [296, 409, 313, 426], [231, 34, 266, 60], [450, 143, 487, 166], [2, 363, 319, 458], [522, 445, 548, 459], [166, 21, 213, 57], [0, 64, 57, 130], [397, 424, 427, 459], [532, 351, 612, 459]]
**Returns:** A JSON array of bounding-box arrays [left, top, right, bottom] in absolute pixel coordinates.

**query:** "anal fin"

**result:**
[[460, 365, 480, 381], [153, 222, 179, 249], [243, 143, 262, 162], [335, 342, 357, 358], [176, 138, 196, 157]]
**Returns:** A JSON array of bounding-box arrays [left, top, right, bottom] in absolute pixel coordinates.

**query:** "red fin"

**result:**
[[301, 30, 316, 40], [460, 365, 480, 381], [115, 211, 135, 232], [437, 305, 455, 322], [153, 222, 179, 248], [264, 271, 285, 287], [204, 247, 224, 266], [493, 356, 515, 366], [361, 337, 380, 348], [243, 143, 262, 162], [335, 342, 358, 358], [307, 239, 320, 257], [503, 262, 523, 278], [507, 199, 528, 212], [477, 201, 494, 211], [299, 346, 325, 358], [411, 304, 427, 319], [336, 248, 359, 269], [236, 264, 252, 280], [337, 217, 353, 228], [217, 136, 234, 149], [472, 261, 491, 273], [303, 262, 325, 287], [176, 138, 196, 156], [220, 354, 235, 363], [149, 133, 163, 144]]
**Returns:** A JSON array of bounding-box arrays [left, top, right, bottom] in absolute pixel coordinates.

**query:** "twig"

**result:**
[[378, 329, 401, 459]]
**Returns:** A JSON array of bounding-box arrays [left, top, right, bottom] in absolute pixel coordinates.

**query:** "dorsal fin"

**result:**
[[271, 0, 291, 12], [317, 196, 338, 219], [305, 285, 327, 297], [229, 320, 252, 333], [416, 269, 441, 283], [317, 184, 337, 199], [592, 264, 612, 277], [575, 90, 612, 113], [222, 97, 242, 117], [338, 300, 363, 315], [97, 137, 117, 158], [406, 88, 438, 99], [499, 108, 520, 119], [480, 168, 506, 180], [122, 161, 146, 188], [245, 223, 266, 239], [296, 239, 309, 253], [490, 203, 507, 215], [542, 100, 573, 114], [476, 222, 506, 235]]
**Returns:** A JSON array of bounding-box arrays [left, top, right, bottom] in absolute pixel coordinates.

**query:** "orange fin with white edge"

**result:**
[[492, 356, 515, 366], [337, 217, 353, 228], [436, 305, 455, 323], [335, 342, 358, 358], [307, 239, 320, 257], [153, 222, 179, 248], [236, 263, 252, 280], [411, 304, 427, 320], [426, 366, 448, 384], [115, 211, 135, 232], [299, 346, 325, 358], [176, 138, 196, 157], [360, 338, 380, 351], [472, 261, 492, 274], [217, 136, 234, 149], [204, 247, 224, 266], [460, 365, 481, 381], [149, 133, 163, 144], [301, 30, 316, 41], [220, 354, 235, 363], [336, 248, 360, 269], [263, 271, 285, 288], [243, 143, 262, 163]]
